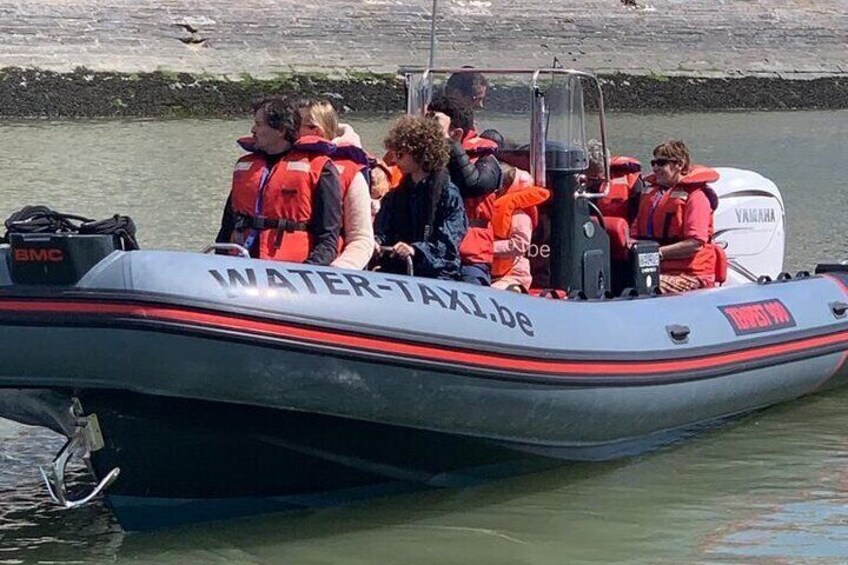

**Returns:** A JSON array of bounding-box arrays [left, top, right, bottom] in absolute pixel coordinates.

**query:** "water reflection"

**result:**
[[3, 385, 848, 563], [111, 391, 848, 564], [0, 422, 121, 562]]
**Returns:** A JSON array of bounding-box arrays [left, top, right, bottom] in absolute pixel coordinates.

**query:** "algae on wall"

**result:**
[[0, 67, 845, 118], [0, 68, 405, 118]]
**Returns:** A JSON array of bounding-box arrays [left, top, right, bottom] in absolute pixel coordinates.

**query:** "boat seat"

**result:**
[[604, 216, 632, 261], [715, 244, 728, 285], [529, 288, 568, 300]]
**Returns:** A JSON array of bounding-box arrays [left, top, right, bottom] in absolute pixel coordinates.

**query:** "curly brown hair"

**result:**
[[383, 115, 449, 173]]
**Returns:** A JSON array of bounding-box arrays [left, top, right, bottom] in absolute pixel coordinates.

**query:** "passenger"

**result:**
[[215, 96, 342, 265], [428, 94, 502, 286], [369, 159, 392, 219], [632, 139, 720, 293], [445, 69, 488, 109], [380, 149, 405, 189], [297, 99, 374, 270], [479, 129, 505, 150], [491, 165, 549, 291], [586, 139, 644, 222], [373, 115, 468, 280]]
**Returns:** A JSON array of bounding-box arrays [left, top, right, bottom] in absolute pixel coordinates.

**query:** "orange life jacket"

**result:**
[[230, 135, 335, 262], [491, 172, 550, 278], [596, 156, 642, 220], [387, 166, 404, 189], [379, 151, 405, 189], [462, 130, 499, 159], [458, 131, 500, 266], [633, 165, 720, 285]]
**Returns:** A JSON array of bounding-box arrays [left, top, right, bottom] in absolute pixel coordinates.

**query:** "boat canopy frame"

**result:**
[[399, 66, 611, 197]]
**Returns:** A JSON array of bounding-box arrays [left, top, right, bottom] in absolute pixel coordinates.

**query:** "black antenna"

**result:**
[[428, 0, 438, 67]]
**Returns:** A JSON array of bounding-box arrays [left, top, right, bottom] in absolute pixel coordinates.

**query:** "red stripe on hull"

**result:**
[[824, 273, 848, 295], [0, 299, 847, 377]]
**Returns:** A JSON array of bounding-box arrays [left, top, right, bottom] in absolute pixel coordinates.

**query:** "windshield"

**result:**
[[402, 68, 607, 184]]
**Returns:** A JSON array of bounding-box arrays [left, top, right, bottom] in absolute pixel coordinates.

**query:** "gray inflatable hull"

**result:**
[[0, 249, 846, 529]]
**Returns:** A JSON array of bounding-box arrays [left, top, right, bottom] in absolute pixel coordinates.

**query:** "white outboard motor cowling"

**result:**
[[712, 167, 785, 285]]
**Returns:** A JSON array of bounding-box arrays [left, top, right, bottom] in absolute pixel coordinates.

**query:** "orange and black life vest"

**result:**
[[633, 165, 720, 284], [491, 171, 550, 278], [596, 156, 642, 220], [458, 131, 500, 266], [230, 135, 335, 262]]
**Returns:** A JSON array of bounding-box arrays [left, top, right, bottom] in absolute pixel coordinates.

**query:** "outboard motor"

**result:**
[[712, 168, 785, 284]]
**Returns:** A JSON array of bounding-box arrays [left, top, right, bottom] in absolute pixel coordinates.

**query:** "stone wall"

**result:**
[[0, 0, 845, 116], [2, 0, 845, 77]]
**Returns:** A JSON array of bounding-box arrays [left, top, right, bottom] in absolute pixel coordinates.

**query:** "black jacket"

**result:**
[[374, 168, 468, 279]]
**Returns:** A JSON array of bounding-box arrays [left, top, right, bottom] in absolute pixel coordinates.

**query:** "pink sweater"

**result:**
[[491, 211, 532, 290]]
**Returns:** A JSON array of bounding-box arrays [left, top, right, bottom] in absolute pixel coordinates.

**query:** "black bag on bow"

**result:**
[[3, 205, 140, 284], [3, 205, 139, 250]]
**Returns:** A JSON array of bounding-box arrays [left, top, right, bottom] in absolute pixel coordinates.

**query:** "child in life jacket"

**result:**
[[491, 165, 549, 291], [427, 94, 501, 286]]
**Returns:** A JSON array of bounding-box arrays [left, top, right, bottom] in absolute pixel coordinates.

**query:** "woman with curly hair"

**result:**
[[373, 115, 468, 280]]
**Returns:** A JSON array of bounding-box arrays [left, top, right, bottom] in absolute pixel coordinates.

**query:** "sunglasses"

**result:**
[[651, 158, 679, 167]]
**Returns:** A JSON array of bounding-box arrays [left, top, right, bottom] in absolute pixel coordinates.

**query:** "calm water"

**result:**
[[0, 111, 846, 563]]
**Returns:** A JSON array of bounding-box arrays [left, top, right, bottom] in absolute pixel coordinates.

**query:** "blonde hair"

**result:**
[[299, 99, 340, 139]]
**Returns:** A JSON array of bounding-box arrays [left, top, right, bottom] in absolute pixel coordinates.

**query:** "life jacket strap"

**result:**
[[234, 214, 309, 233]]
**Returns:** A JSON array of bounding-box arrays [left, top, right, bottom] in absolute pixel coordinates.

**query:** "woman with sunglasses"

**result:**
[[632, 140, 721, 293]]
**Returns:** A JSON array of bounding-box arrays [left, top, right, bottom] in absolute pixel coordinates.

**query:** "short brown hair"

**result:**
[[445, 70, 487, 99], [383, 115, 449, 173], [652, 139, 691, 173], [251, 95, 300, 143], [428, 94, 474, 132]]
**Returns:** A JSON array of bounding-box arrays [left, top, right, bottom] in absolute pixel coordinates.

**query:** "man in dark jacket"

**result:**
[[427, 95, 501, 285], [374, 115, 468, 280]]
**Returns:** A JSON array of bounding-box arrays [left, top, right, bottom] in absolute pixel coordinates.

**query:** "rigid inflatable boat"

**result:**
[[0, 68, 846, 531]]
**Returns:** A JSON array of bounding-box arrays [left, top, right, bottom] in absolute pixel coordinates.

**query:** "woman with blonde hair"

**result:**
[[298, 99, 373, 270]]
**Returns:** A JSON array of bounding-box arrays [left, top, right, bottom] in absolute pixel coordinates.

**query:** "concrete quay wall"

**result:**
[[0, 0, 846, 116]]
